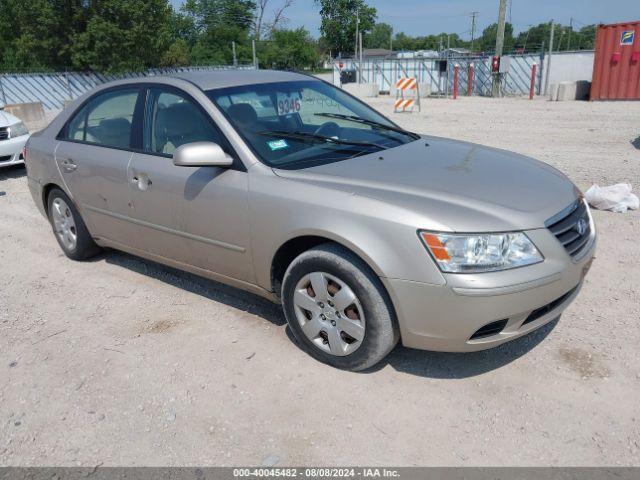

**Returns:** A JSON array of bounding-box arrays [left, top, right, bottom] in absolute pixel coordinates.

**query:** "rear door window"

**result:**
[[65, 88, 139, 149]]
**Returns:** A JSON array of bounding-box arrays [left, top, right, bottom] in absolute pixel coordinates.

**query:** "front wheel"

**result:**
[[281, 244, 399, 371]]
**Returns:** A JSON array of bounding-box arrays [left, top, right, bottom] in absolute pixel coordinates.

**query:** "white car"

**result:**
[[0, 109, 29, 167]]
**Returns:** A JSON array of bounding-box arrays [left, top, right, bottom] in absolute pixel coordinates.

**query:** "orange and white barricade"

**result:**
[[394, 77, 420, 112]]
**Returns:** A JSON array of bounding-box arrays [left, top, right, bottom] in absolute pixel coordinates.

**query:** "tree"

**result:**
[[514, 23, 597, 53], [161, 39, 191, 67], [575, 25, 597, 50], [0, 0, 87, 71], [365, 22, 392, 49], [70, 0, 174, 73], [478, 22, 514, 53], [254, 0, 294, 40], [183, 0, 256, 64], [261, 28, 319, 69], [316, 0, 376, 56], [184, 0, 256, 32]]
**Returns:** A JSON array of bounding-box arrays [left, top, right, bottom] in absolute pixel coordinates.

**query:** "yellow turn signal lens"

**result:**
[[420, 232, 451, 261]]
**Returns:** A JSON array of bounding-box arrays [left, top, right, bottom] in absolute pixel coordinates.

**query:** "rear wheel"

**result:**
[[47, 188, 100, 260], [281, 243, 398, 371]]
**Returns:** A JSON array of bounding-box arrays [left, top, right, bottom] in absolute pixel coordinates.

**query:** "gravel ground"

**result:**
[[1, 96, 639, 467]]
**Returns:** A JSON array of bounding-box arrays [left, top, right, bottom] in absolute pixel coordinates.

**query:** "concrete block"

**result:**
[[342, 83, 379, 98], [557, 81, 577, 101], [3, 102, 45, 124], [418, 83, 431, 98], [549, 83, 559, 101]]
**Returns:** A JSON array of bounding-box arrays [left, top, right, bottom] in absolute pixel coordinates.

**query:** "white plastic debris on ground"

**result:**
[[584, 183, 640, 213]]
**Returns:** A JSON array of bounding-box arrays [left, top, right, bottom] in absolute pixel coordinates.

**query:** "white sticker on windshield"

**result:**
[[277, 92, 302, 116], [267, 139, 289, 151]]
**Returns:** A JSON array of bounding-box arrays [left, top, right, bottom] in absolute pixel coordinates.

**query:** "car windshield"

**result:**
[[206, 80, 418, 169]]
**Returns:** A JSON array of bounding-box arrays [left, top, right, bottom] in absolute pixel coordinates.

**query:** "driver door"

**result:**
[[127, 86, 253, 283]]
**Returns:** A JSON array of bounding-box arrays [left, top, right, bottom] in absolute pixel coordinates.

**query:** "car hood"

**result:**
[[272, 136, 579, 232]]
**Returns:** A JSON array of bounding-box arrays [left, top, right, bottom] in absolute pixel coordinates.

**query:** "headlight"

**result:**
[[419, 231, 543, 273], [9, 122, 29, 138]]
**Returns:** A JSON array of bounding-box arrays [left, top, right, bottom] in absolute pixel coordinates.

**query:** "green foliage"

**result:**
[[71, 0, 174, 73], [0, 0, 177, 73], [181, 0, 256, 65], [478, 22, 515, 53], [365, 22, 392, 49], [0, 0, 598, 74], [260, 28, 320, 70], [385, 21, 596, 57], [183, 0, 256, 32], [161, 39, 191, 67], [316, 0, 377, 56], [0, 0, 84, 71], [390, 31, 467, 52], [574, 25, 597, 50], [514, 23, 597, 53]]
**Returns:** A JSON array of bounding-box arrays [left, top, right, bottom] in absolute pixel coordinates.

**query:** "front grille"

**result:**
[[0, 128, 8, 141], [546, 200, 591, 257], [522, 285, 578, 325], [469, 319, 508, 340], [0, 155, 12, 162]]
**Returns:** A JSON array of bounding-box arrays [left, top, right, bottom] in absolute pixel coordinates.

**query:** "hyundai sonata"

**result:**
[[25, 70, 596, 370]]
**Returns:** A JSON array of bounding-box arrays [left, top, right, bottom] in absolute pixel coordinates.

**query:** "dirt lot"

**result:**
[[1, 96, 639, 467]]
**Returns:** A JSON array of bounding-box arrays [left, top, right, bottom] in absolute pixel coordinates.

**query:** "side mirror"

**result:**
[[173, 142, 234, 167]]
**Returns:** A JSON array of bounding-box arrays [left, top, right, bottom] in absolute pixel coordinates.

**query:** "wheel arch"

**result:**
[[269, 232, 387, 299], [42, 182, 62, 216]]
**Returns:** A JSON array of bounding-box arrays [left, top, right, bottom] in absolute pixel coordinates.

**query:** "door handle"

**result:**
[[61, 159, 77, 172], [131, 173, 152, 191]]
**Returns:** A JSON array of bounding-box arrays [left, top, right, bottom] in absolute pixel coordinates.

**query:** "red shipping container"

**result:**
[[591, 21, 640, 100]]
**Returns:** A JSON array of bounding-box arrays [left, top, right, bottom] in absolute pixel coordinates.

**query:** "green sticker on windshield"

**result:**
[[267, 139, 289, 151]]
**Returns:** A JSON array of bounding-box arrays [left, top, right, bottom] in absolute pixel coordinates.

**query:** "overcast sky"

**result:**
[[170, 0, 638, 38]]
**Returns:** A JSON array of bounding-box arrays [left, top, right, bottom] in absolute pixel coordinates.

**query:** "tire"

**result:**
[[281, 243, 399, 371], [47, 187, 100, 260]]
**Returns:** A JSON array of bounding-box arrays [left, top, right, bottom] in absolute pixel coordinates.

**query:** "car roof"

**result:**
[[169, 69, 316, 91]]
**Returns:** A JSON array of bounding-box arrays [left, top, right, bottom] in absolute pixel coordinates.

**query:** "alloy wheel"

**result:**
[[51, 197, 77, 251], [292, 271, 365, 356]]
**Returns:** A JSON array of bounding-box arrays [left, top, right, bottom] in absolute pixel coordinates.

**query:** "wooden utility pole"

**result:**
[[232, 41, 237, 67], [252, 40, 258, 69], [544, 20, 555, 95], [470, 12, 478, 52], [359, 32, 363, 84], [567, 18, 573, 50], [355, 9, 359, 60], [491, 0, 508, 97]]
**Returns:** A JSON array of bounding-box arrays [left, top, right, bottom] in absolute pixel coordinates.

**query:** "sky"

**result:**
[[170, 0, 638, 39]]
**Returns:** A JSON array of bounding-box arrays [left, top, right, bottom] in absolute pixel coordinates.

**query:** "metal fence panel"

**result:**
[[0, 65, 256, 110], [333, 54, 545, 97]]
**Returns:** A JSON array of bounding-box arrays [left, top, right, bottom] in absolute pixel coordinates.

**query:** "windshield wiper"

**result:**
[[313, 113, 420, 140], [257, 130, 385, 149]]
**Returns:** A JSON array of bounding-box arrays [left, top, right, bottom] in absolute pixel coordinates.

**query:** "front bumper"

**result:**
[[382, 226, 597, 352], [0, 134, 29, 167]]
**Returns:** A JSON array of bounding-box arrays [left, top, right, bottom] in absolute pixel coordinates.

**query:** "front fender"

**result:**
[[248, 168, 446, 291]]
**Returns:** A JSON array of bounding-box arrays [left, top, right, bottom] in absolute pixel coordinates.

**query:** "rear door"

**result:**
[[55, 87, 142, 243], [126, 86, 253, 282]]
